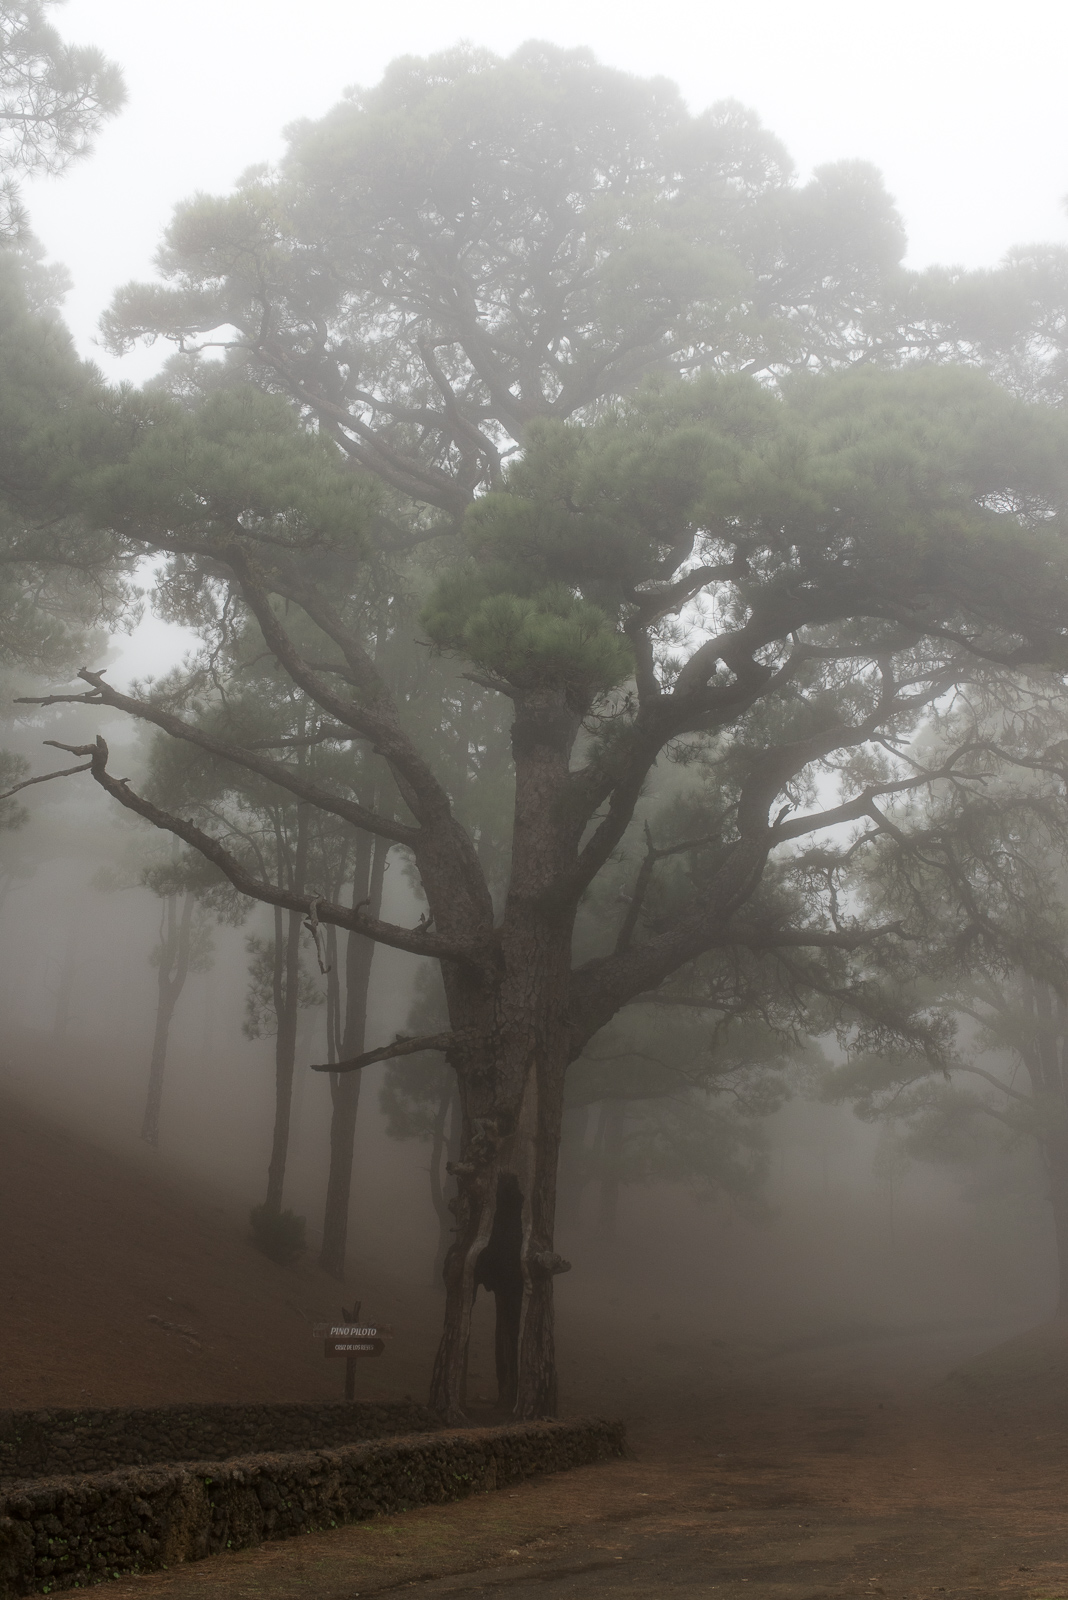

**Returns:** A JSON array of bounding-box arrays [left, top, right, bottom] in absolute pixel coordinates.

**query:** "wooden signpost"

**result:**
[[317, 1300, 387, 1399]]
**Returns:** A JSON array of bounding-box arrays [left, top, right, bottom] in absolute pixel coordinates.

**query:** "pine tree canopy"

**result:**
[[102, 42, 906, 515]]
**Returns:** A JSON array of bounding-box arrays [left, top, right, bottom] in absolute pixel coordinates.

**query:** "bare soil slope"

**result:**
[[0, 1088, 439, 1410]]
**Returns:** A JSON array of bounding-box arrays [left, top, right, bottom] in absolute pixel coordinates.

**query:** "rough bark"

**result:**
[[140, 890, 195, 1148], [430, 690, 581, 1422]]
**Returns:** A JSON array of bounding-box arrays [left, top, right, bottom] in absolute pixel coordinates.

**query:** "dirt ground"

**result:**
[[4, 1088, 1068, 1598], [89, 1325, 1068, 1600]]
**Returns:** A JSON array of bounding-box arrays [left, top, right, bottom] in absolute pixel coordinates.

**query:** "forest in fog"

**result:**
[[6, 5, 1068, 1425]]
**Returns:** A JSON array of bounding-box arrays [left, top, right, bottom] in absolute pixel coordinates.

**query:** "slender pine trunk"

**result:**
[[595, 1098, 625, 1243], [141, 891, 195, 1147], [319, 832, 388, 1278], [1022, 977, 1068, 1314], [556, 1103, 591, 1231], [324, 922, 341, 1066], [1047, 1135, 1068, 1316], [429, 1082, 461, 1287], [264, 810, 308, 1217], [52, 917, 79, 1042]]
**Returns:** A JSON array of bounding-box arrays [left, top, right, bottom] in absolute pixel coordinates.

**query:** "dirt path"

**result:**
[[106, 1331, 1068, 1600]]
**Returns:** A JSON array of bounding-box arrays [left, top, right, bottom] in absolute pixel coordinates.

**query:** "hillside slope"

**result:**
[[0, 1088, 439, 1410]]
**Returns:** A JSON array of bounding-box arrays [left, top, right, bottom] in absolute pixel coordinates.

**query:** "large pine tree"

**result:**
[[11, 46, 1068, 1420]]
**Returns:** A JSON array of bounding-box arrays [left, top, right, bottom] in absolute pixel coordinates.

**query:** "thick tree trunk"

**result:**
[[430, 1001, 571, 1421], [319, 833, 387, 1278], [141, 891, 194, 1148], [429, 689, 581, 1422]]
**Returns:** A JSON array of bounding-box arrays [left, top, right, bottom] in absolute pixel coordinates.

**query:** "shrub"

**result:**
[[249, 1204, 307, 1264]]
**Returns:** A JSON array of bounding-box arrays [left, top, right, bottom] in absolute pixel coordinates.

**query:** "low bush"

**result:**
[[249, 1205, 306, 1264]]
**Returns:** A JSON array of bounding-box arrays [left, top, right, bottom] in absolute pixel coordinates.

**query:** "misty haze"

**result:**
[[4, 5, 1068, 1597]]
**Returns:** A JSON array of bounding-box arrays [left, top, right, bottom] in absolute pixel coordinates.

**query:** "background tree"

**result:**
[[139, 860, 215, 1149], [560, 1001, 806, 1243], [0, 0, 126, 781], [140, 643, 352, 1256], [0, 243, 136, 993], [0, 245, 135, 680], [0, 0, 124, 238], [822, 715, 1068, 1311]]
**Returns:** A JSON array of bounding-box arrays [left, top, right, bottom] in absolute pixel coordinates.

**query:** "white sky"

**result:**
[[21, 0, 1068, 682]]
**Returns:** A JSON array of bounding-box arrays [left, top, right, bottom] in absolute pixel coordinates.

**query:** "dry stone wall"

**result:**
[[0, 1402, 436, 1485], [0, 1419, 626, 1597]]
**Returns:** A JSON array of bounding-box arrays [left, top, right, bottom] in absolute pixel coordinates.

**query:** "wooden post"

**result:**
[[342, 1298, 360, 1402]]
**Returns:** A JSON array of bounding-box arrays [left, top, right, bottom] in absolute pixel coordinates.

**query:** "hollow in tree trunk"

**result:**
[[431, 1025, 571, 1424], [473, 1172, 524, 1409]]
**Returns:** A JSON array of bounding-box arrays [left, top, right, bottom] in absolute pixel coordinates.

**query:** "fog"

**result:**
[[18, 0, 1068, 386], [6, 0, 1068, 1475], [1, 794, 1052, 1366]]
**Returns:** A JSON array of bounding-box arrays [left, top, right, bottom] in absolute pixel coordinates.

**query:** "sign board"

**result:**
[[323, 1324, 385, 1359], [312, 1322, 393, 1339]]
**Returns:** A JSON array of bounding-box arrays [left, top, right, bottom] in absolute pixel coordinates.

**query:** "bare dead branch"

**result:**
[[17, 669, 417, 846], [310, 1028, 483, 1075], [0, 756, 92, 800], [41, 735, 484, 967]]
